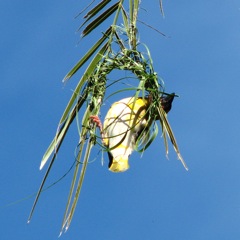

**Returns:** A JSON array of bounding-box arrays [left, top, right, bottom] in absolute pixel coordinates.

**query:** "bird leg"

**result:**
[[89, 115, 105, 140]]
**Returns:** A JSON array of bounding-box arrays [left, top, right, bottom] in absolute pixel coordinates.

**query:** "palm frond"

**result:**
[[60, 124, 94, 235], [63, 27, 111, 82], [84, 0, 111, 20], [78, 0, 111, 32], [82, 1, 120, 37]]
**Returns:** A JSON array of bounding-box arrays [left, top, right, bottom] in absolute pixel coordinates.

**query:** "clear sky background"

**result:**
[[1, 1, 240, 239]]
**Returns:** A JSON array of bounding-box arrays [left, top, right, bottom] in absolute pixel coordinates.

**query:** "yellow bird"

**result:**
[[90, 94, 175, 172]]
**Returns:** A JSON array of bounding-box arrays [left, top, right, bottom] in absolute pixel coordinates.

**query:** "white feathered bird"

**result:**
[[91, 94, 175, 172]]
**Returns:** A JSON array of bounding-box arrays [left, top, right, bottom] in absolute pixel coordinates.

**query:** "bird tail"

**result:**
[[108, 154, 129, 172]]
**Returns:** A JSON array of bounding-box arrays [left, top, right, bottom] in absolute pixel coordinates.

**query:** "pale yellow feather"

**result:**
[[103, 97, 150, 172]]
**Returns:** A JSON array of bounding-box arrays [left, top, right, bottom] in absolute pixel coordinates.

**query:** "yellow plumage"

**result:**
[[103, 97, 150, 172]]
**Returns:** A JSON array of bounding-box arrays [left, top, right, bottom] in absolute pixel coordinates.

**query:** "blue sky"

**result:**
[[1, 1, 240, 239]]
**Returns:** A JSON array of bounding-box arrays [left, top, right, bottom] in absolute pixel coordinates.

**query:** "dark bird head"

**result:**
[[160, 93, 176, 113]]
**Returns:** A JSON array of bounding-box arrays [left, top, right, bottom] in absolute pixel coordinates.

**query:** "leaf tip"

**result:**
[[39, 161, 45, 170], [177, 153, 188, 171], [62, 76, 69, 83]]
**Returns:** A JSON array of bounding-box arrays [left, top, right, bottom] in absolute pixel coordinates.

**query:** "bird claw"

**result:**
[[89, 115, 105, 140], [89, 115, 102, 130]]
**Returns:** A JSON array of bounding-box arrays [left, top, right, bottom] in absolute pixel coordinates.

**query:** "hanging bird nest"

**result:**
[[28, 0, 187, 235]]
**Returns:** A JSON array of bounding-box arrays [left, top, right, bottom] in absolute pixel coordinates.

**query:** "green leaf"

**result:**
[[39, 92, 87, 170], [28, 42, 110, 224], [60, 105, 98, 234], [59, 130, 88, 235], [84, 0, 111, 19], [114, 32, 125, 51], [41, 41, 108, 166], [78, 0, 111, 31], [60, 42, 109, 124], [133, 0, 140, 24], [121, 6, 129, 34], [63, 27, 112, 82], [136, 122, 159, 152], [82, 1, 120, 37], [104, 87, 142, 101], [158, 106, 188, 170], [62, 137, 93, 233]]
